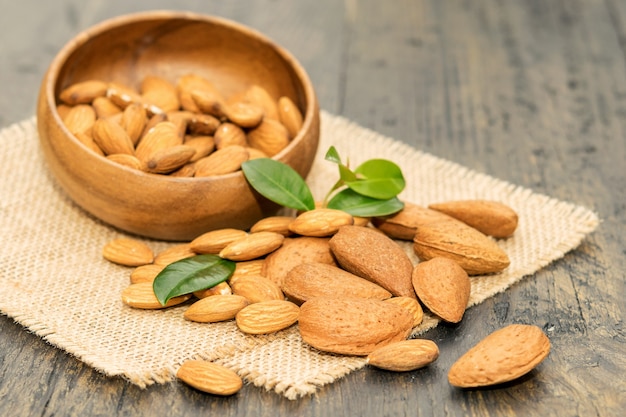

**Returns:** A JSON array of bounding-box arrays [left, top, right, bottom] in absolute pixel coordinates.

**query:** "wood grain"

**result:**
[[1, 0, 624, 416]]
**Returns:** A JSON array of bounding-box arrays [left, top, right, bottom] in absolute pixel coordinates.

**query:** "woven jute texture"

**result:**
[[0, 112, 599, 399]]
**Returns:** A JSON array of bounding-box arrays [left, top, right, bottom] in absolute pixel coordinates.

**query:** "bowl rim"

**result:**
[[44, 9, 319, 183]]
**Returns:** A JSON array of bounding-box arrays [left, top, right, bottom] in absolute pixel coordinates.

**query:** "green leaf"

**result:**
[[324, 146, 342, 164], [153, 254, 236, 305], [327, 188, 405, 217], [339, 164, 358, 183], [241, 158, 315, 211], [347, 159, 406, 199]]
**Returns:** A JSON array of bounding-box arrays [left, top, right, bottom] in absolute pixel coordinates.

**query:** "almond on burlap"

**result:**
[[262, 237, 337, 286], [298, 296, 414, 355], [329, 225, 416, 299], [282, 262, 392, 305]]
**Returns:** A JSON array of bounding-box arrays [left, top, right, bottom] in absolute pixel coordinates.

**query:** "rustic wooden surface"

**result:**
[[0, 1, 624, 416]]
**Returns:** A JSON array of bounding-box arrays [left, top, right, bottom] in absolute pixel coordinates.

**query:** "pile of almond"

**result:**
[[104, 199, 551, 396], [56, 74, 303, 176]]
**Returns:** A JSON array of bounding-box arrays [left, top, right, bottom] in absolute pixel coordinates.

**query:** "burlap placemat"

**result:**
[[0, 112, 599, 399]]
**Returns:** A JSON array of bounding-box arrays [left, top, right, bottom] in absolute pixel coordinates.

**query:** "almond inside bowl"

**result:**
[[37, 11, 320, 241]]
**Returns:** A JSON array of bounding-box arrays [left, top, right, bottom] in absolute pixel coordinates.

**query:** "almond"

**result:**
[[141, 113, 167, 138], [184, 294, 249, 323], [262, 237, 337, 286], [219, 231, 285, 261], [92, 118, 136, 155], [193, 281, 232, 299], [384, 296, 424, 327], [229, 260, 266, 285], [413, 216, 510, 275], [245, 147, 269, 160], [428, 200, 519, 238], [120, 102, 147, 145], [59, 80, 108, 105], [141, 75, 180, 113], [121, 282, 191, 309], [144, 144, 196, 174], [249, 216, 295, 236], [92, 96, 123, 119], [226, 101, 264, 128], [235, 299, 300, 334], [176, 73, 221, 113], [170, 163, 197, 178], [282, 262, 392, 305], [166, 110, 193, 138], [194, 145, 249, 177], [187, 113, 221, 136], [129, 263, 166, 284], [106, 82, 143, 111], [411, 257, 470, 323], [329, 225, 416, 299], [298, 296, 413, 355], [102, 238, 154, 266], [214, 122, 248, 149], [237, 84, 279, 120], [231, 275, 284, 303], [135, 121, 183, 164], [191, 89, 229, 120], [367, 339, 439, 372], [184, 135, 216, 162], [190, 229, 249, 254], [106, 153, 143, 170], [176, 360, 242, 396], [372, 202, 451, 240], [288, 208, 354, 237], [448, 324, 551, 388], [56, 104, 72, 119], [75, 131, 104, 156], [277, 96, 303, 138], [247, 118, 290, 156], [62, 104, 96, 135], [153, 243, 196, 266]]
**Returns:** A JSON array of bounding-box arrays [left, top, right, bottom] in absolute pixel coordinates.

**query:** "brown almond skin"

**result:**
[[384, 296, 424, 327], [102, 238, 154, 266], [176, 360, 242, 396], [184, 294, 249, 323], [247, 118, 290, 157], [235, 299, 300, 334], [230, 275, 285, 303], [63, 104, 96, 135], [372, 202, 452, 240], [190, 229, 249, 254], [428, 200, 519, 238], [367, 339, 439, 372], [329, 225, 416, 299], [59, 80, 108, 105], [277, 96, 303, 138], [288, 208, 354, 237], [282, 262, 392, 305], [219, 231, 284, 261], [413, 217, 510, 275], [298, 296, 414, 355], [448, 324, 551, 388], [153, 243, 196, 266], [263, 237, 337, 286], [412, 257, 470, 323]]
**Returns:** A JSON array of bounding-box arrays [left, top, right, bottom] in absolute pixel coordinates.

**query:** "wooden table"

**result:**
[[1, 1, 624, 416]]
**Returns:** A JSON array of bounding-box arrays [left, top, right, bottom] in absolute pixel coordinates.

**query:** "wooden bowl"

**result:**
[[37, 11, 320, 241]]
